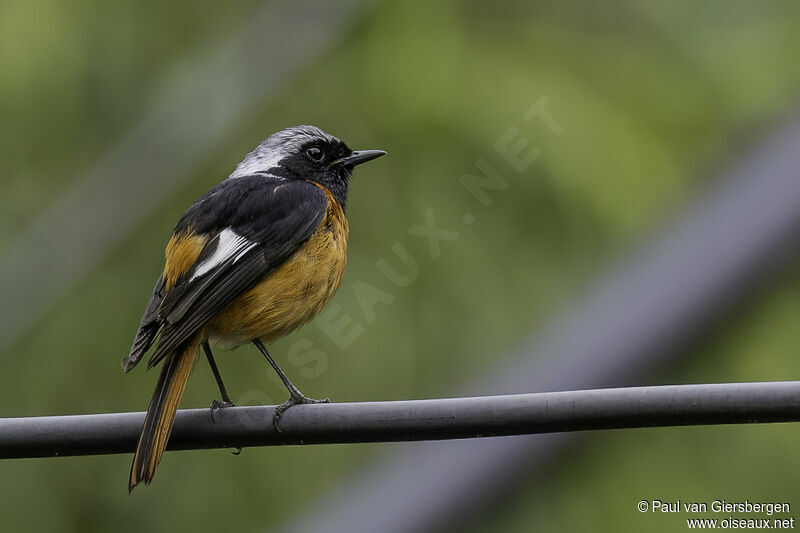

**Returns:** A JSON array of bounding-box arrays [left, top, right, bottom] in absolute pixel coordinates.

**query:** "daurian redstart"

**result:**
[[121, 125, 385, 491]]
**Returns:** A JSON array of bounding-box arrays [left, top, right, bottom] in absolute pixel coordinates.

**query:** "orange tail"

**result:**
[[129, 337, 199, 491]]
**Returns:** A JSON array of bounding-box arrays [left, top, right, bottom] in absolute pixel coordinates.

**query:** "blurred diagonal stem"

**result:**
[[1, 381, 799, 459]]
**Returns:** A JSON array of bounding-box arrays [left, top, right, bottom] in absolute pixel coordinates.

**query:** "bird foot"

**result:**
[[211, 398, 235, 410], [272, 393, 330, 433], [209, 398, 235, 421]]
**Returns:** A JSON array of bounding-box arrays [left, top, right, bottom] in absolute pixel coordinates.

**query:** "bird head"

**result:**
[[229, 125, 385, 210]]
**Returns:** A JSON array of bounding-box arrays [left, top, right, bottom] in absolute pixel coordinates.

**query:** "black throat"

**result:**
[[268, 165, 350, 213], [320, 175, 350, 213]]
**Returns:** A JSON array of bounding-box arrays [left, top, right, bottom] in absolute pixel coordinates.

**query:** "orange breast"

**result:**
[[206, 186, 349, 347]]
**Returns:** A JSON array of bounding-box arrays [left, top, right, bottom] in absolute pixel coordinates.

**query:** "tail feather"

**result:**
[[129, 337, 199, 492]]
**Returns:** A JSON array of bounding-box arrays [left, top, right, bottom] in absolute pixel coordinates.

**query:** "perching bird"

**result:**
[[121, 125, 385, 491]]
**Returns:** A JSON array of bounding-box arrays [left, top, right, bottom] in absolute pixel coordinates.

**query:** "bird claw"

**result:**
[[272, 394, 330, 433], [211, 399, 235, 410], [209, 399, 235, 422]]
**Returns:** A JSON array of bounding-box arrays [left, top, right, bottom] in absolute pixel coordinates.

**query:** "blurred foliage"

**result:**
[[1, 0, 800, 532]]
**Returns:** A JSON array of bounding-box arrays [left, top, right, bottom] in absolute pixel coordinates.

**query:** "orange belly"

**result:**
[[206, 188, 348, 347]]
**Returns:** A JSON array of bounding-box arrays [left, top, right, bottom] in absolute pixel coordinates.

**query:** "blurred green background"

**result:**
[[2, 0, 800, 531]]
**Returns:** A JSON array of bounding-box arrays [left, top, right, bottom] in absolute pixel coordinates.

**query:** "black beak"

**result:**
[[333, 149, 386, 167]]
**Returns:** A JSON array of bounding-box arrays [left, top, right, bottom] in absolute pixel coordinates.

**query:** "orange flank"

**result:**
[[162, 232, 207, 290]]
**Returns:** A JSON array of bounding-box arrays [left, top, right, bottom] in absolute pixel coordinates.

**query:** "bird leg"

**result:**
[[203, 341, 235, 410], [252, 338, 329, 431]]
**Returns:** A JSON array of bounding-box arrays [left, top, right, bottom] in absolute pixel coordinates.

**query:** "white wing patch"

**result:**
[[190, 228, 256, 281]]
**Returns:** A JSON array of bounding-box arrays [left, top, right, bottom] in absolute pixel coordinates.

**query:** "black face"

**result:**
[[231, 126, 385, 211], [270, 138, 354, 209]]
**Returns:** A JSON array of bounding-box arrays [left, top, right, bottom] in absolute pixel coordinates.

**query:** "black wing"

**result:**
[[122, 275, 166, 372], [123, 176, 328, 371]]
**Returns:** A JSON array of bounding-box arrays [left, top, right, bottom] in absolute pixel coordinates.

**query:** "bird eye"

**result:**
[[306, 147, 324, 162]]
